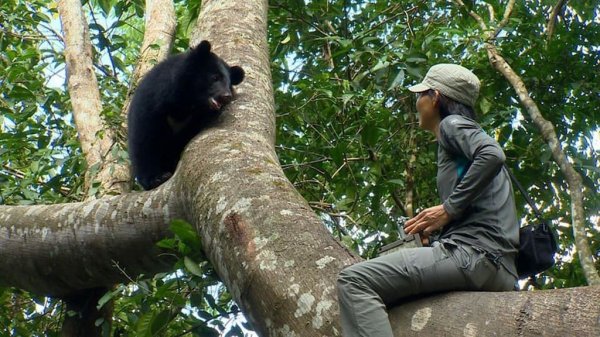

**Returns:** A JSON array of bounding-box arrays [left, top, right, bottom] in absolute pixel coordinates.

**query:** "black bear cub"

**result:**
[[128, 41, 244, 190]]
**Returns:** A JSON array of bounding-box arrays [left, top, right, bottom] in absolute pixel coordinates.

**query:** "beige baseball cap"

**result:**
[[408, 64, 481, 107]]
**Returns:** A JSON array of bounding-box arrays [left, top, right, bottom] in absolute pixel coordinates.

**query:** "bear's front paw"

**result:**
[[147, 172, 173, 190]]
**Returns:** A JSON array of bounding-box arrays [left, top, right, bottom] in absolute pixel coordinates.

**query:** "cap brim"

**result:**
[[408, 83, 430, 93]]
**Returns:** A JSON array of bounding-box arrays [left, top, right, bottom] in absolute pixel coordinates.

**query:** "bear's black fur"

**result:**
[[127, 41, 244, 190]]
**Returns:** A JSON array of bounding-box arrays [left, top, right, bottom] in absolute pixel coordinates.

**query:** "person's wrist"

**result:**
[[441, 203, 454, 220]]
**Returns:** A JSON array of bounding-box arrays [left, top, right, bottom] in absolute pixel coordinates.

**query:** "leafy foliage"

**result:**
[[103, 219, 250, 337], [270, 0, 599, 287], [0, 0, 83, 204]]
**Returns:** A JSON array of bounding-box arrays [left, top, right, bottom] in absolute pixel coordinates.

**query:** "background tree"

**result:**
[[0, 0, 598, 336]]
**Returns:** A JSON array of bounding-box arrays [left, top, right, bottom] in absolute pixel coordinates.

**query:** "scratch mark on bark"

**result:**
[[224, 212, 250, 246], [516, 298, 532, 336]]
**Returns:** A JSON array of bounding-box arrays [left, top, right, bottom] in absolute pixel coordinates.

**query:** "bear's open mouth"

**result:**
[[208, 97, 222, 110]]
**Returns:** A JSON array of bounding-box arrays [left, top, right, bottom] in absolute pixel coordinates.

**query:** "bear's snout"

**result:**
[[208, 93, 233, 111]]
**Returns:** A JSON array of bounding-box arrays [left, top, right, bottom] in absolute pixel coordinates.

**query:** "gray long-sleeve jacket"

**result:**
[[436, 115, 519, 277]]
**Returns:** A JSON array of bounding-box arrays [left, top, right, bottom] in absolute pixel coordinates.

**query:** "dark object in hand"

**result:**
[[378, 216, 424, 256], [377, 233, 424, 256]]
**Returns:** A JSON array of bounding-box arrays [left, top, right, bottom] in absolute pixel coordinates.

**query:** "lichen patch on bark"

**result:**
[[287, 283, 300, 297], [252, 236, 269, 251], [312, 299, 334, 329], [274, 324, 297, 337], [411, 307, 432, 331], [316, 256, 336, 269], [257, 249, 277, 271], [294, 292, 315, 318], [463, 322, 478, 337]]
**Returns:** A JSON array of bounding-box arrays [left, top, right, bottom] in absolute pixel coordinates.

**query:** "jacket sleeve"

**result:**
[[438, 116, 505, 218]]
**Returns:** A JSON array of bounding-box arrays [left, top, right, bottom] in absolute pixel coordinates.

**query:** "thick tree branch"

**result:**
[[486, 2, 495, 23], [57, 0, 105, 170], [453, 0, 600, 285], [0, 185, 181, 297], [58, 0, 128, 196], [181, 1, 359, 336], [116, 0, 176, 192], [389, 286, 600, 336]]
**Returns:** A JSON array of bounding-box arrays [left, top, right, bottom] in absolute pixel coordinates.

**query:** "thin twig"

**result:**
[[87, 3, 118, 79], [452, 0, 488, 31], [1, 164, 72, 197], [546, 0, 568, 42], [492, 0, 516, 39]]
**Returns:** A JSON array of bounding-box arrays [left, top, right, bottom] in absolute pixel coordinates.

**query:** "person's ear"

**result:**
[[432, 90, 441, 107]]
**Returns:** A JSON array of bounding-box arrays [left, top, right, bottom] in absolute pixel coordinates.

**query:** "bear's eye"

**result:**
[[211, 74, 220, 82]]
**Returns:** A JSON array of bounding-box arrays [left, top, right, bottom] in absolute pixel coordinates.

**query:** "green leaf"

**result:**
[[341, 93, 354, 105], [135, 312, 153, 337], [389, 69, 405, 90], [190, 292, 203, 308], [406, 57, 427, 63], [479, 97, 492, 115], [371, 59, 390, 72], [184, 256, 204, 277], [388, 179, 405, 186], [169, 219, 201, 248], [156, 238, 176, 250], [151, 310, 171, 336], [98, 0, 112, 15], [96, 287, 120, 310]]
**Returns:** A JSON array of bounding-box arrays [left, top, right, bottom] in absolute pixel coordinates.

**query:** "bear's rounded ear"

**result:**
[[230, 66, 245, 85], [193, 40, 212, 56]]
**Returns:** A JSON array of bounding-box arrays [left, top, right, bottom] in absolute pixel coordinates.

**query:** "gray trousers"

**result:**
[[337, 240, 516, 337]]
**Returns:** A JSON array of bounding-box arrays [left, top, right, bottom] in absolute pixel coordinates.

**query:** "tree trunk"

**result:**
[[58, 0, 135, 333], [59, 0, 176, 333], [184, 0, 359, 334], [58, 0, 128, 196], [60, 288, 113, 337]]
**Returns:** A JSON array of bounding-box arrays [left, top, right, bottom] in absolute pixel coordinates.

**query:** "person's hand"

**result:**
[[404, 205, 451, 238]]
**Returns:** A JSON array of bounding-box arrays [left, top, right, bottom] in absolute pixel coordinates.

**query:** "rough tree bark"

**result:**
[[0, 188, 179, 296], [0, 0, 599, 336], [389, 285, 600, 336], [452, 0, 600, 286], [186, 0, 357, 334]]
